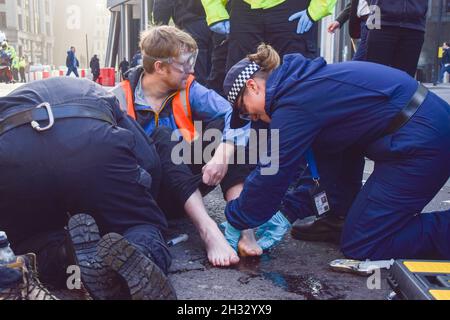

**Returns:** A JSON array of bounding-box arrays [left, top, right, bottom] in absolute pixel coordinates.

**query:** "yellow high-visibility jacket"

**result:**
[[201, 0, 337, 26]]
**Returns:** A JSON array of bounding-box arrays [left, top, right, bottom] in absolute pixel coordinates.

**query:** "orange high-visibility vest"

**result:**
[[120, 75, 198, 142]]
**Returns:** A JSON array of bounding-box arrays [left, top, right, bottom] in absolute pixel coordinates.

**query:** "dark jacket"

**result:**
[[130, 52, 142, 68], [367, 0, 428, 32], [153, 0, 205, 28], [90, 56, 100, 75], [119, 59, 130, 75], [336, 0, 365, 39]]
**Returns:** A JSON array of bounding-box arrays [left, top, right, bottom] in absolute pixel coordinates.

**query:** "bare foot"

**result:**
[[238, 230, 263, 257], [200, 223, 240, 267]]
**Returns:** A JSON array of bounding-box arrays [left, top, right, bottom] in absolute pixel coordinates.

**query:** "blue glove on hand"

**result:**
[[220, 221, 241, 251], [255, 211, 292, 251], [210, 20, 230, 35], [289, 10, 314, 34]]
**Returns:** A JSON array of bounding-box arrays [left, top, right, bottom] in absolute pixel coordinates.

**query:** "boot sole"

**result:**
[[97, 233, 177, 300], [66, 214, 124, 300]]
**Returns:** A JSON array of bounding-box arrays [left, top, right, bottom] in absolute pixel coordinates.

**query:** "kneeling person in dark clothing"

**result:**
[[0, 77, 176, 300]]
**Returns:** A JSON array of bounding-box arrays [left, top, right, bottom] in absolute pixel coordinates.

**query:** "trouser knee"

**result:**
[[124, 225, 172, 274]]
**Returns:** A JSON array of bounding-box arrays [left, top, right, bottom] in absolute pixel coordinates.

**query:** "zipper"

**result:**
[[139, 92, 177, 128]]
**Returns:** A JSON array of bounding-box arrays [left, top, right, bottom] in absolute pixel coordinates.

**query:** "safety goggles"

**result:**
[[236, 88, 252, 121], [151, 50, 198, 74]]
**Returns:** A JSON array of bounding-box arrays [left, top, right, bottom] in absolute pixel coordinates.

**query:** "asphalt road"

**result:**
[[1, 81, 449, 300]]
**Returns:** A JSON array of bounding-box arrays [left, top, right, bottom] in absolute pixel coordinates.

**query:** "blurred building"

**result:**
[[52, 0, 111, 68], [0, 0, 54, 64], [105, 0, 153, 67]]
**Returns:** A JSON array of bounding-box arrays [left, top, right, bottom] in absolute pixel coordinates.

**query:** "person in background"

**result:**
[[364, 0, 428, 77], [436, 41, 450, 85], [90, 54, 100, 83], [119, 57, 130, 80], [130, 50, 143, 68], [201, 0, 337, 72], [19, 56, 27, 83], [328, 0, 370, 61], [0, 42, 13, 84], [153, 0, 214, 87], [66, 47, 79, 78], [11, 55, 19, 83]]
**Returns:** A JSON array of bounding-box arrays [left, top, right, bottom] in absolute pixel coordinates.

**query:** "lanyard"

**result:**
[[305, 148, 320, 184]]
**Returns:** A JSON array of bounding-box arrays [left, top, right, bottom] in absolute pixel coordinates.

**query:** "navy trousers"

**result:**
[[66, 66, 79, 77]]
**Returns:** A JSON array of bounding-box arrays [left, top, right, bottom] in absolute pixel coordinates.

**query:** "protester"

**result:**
[[111, 26, 269, 260]]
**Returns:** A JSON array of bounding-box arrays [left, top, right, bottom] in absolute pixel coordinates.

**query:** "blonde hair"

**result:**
[[247, 43, 281, 79], [139, 25, 198, 73]]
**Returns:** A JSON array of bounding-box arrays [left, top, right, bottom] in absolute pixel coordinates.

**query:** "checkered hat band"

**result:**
[[227, 62, 261, 105]]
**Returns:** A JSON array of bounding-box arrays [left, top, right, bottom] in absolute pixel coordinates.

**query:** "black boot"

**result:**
[[66, 214, 128, 300], [97, 233, 177, 300], [291, 215, 345, 244]]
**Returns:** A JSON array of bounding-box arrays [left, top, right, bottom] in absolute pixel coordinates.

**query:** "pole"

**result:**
[[435, 0, 444, 83], [85, 34, 89, 69]]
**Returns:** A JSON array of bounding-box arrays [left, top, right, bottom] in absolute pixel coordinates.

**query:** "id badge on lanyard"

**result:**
[[305, 149, 331, 218]]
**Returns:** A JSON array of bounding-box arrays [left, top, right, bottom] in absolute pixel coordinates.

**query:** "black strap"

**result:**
[[383, 84, 429, 136], [0, 104, 117, 136]]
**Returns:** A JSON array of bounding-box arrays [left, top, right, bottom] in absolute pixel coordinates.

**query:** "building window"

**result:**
[[18, 14, 23, 30], [0, 12, 6, 28], [46, 22, 51, 36]]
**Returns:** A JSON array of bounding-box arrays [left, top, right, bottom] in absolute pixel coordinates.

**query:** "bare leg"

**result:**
[[225, 184, 263, 257], [184, 190, 240, 267]]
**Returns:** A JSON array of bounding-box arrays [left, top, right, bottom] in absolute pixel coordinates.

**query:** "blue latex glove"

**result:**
[[220, 221, 240, 251], [289, 10, 314, 34], [210, 20, 230, 35], [255, 211, 292, 251]]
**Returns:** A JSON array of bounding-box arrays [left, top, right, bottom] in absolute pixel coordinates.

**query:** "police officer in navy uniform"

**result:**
[[221, 44, 450, 260], [0, 77, 177, 300]]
